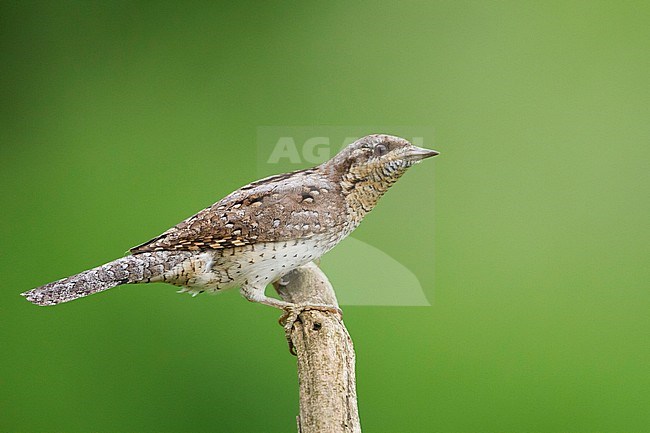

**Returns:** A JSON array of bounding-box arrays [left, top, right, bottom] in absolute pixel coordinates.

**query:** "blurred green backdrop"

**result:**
[[1, 1, 649, 432]]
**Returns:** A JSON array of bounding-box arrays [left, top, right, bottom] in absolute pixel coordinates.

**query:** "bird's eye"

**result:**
[[374, 144, 388, 157]]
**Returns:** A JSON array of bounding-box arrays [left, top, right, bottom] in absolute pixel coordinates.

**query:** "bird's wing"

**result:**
[[129, 170, 346, 254]]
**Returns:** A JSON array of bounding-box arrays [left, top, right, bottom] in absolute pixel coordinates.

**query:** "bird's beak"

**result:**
[[404, 146, 439, 161]]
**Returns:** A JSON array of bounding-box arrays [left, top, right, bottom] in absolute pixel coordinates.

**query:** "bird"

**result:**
[[22, 134, 438, 318]]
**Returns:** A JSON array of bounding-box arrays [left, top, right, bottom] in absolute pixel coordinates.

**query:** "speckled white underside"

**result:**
[[164, 237, 334, 295]]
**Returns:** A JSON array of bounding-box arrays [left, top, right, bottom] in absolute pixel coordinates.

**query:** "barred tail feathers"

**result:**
[[21, 251, 190, 306]]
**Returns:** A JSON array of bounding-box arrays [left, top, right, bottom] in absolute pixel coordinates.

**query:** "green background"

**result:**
[[2, 1, 649, 432]]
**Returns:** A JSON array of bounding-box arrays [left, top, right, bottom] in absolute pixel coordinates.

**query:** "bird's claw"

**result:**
[[279, 304, 343, 356]]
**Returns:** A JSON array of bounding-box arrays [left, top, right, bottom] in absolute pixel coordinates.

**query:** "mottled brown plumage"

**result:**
[[130, 168, 347, 253], [22, 134, 438, 311]]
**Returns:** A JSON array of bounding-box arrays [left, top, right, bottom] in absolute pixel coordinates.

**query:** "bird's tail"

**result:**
[[21, 251, 191, 306]]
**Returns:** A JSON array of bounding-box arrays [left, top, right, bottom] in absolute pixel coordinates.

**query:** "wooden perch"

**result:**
[[274, 262, 361, 433]]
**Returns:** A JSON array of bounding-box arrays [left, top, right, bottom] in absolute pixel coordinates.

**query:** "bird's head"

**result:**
[[325, 134, 439, 192]]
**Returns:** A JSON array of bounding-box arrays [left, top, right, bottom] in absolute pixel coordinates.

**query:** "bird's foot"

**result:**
[[279, 303, 343, 355], [278, 303, 343, 328]]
